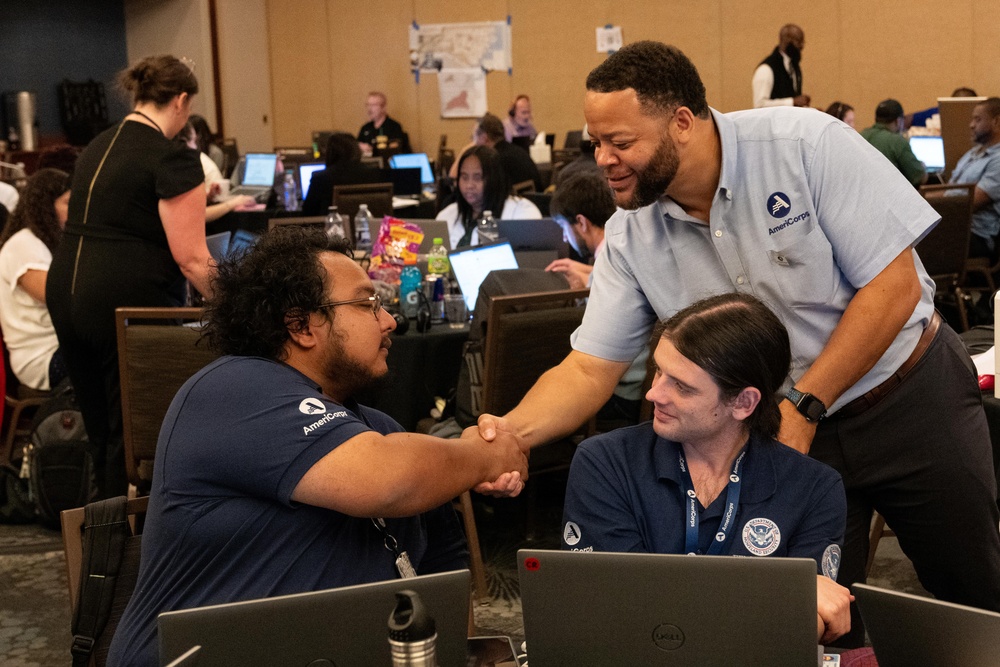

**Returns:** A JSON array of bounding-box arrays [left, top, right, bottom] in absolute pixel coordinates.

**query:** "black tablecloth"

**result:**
[[356, 321, 468, 431]]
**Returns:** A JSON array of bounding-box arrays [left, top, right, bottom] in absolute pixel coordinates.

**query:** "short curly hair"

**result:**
[[201, 226, 353, 360], [586, 41, 708, 119]]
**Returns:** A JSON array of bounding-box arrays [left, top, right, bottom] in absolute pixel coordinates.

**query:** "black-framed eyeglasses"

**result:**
[[318, 294, 383, 319]]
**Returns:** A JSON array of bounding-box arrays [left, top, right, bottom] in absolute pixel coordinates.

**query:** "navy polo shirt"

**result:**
[[562, 423, 845, 575], [108, 356, 467, 667]]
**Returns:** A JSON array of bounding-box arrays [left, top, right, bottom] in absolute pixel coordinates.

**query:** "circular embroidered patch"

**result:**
[[822, 544, 842, 580], [742, 518, 781, 556]]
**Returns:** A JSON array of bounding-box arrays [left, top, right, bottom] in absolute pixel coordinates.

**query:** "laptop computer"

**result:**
[[230, 153, 278, 201], [389, 153, 435, 187], [854, 583, 1000, 667], [386, 166, 423, 196], [204, 231, 230, 263], [909, 136, 946, 173], [449, 241, 520, 311], [297, 162, 325, 199], [158, 569, 470, 667], [518, 549, 818, 667], [400, 219, 452, 254]]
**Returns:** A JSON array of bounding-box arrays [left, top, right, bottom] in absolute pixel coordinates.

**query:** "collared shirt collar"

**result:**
[[653, 431, 777, 504]]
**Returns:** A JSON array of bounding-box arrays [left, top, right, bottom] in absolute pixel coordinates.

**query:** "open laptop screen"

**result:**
[[242, 153, 278, 186], [297, 162, 324, 199], [449, 241, 519, 311], [389, 153, 434, 185], [909, 136, 945, 172]]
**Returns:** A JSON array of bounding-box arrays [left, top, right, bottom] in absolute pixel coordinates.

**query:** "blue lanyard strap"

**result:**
[[678, 445, 747, 555]]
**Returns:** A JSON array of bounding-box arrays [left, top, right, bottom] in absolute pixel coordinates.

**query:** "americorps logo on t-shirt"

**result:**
[[767, 192, 791, 218], [299, 398, 327, 415], [299, 397, 348, 435]]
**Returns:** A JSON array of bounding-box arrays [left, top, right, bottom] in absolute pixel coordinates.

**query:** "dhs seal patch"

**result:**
[[766, 192, 791, 218], [822, 544, 842, 580], [742, 518, 781, 556]]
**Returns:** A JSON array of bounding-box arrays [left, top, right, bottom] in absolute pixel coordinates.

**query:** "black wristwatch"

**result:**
[[785, 387, 827, 422]]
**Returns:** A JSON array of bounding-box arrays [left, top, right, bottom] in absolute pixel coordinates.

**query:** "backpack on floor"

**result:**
[[22, 379, 96, 526], [0, 463, 35, 524]]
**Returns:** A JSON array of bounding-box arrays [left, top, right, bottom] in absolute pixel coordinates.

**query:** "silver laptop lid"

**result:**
[[854, 583, 1000, 667], [517, 549, 817, 667], [449, 241, 519, 311], [158, 570, 470, 667]]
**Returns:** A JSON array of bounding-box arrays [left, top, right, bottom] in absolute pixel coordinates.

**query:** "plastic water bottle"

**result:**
[[282, 170, 299, 211], [476, 210, 498, 244], [325, 206, 346, 239], [427, 238, 450, 276], [354, 204, 373, 254], [388, 590, 437, 667]]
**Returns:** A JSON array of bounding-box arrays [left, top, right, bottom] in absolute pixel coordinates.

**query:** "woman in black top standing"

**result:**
[[46, 55, 214, 497]]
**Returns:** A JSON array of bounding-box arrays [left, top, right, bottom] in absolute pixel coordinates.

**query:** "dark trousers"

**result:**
[[811, 324, 1000, 646]]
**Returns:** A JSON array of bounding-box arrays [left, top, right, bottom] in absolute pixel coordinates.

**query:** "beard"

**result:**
[[621, 133, 680, 210], [324, 334, 392, 398]]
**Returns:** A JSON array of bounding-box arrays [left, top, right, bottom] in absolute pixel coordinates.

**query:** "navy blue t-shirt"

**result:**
[[107, 356, 467, 667], [562, 424, 845, 574]]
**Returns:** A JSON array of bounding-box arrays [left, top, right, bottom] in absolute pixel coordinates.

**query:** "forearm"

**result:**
[[178, 257, 216, 300], [792, 250, 920, 408], [504, 351, 627, 447], [294, 430, 522, 518]]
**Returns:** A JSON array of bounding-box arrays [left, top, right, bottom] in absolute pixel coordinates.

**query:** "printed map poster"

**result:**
[[438, 69, 487, 118], [410, 20, 512, 73]]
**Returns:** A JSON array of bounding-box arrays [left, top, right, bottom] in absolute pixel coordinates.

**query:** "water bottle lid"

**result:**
[[387, 590, 436, 641], [433, 237, 443, 244]]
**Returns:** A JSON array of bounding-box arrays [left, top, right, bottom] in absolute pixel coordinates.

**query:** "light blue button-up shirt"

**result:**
[[573, 107, 938, 414], [949, 142, 1000, 247]]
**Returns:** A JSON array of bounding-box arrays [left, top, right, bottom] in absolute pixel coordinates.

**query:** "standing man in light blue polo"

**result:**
[[476, 41, 1000, 647], [947, 97, 1000, 260]]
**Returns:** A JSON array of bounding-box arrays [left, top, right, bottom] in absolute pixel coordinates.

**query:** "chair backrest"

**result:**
[[267, 215, 326, 233], [564, 130, 583, 150], [116, 308, 218, 493], [220, 138, 240, 178], [481, 289, 589, 417], [512, 179, 535, 196], [61, 495, 148, 667], [333, 182, 394, 237], [917, 183, 975, 281]]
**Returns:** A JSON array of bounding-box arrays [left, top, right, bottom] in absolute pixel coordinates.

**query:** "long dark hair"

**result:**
[[456, 145, 509, 230], [188, 114, 215, 154], [655, 293, 790, 440], [0, 168, 69, 253]]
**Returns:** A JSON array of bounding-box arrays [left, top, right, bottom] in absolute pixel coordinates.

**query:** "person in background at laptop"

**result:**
[[907, 86, 978, 128], [546, 170, 647, 428], [942, 97, 1000, 260], [475, 112, 544, 192], [860, 99, 926, 187], [105, 226, 528, 667], [357, 91, 410, 157], [563, 293, 851, 643], [824, 101, 855, 129], [504, 94, 538, 143], [175, 121, 255, 222], [301, 132, 384, 216], [0, 168, 71, 391], [435, 145, 540, 249], [476, 41, 1000, 648], [188, 114, 225, 172]]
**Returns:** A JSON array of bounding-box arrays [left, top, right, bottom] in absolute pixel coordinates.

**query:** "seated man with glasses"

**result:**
[[108, 226, 529, 667]]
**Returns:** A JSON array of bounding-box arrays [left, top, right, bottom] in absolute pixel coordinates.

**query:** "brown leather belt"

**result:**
[[836, 311, 942, 419]]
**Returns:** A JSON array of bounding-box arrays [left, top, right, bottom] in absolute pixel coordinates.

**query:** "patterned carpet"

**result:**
[[0, 475, 925, 666]]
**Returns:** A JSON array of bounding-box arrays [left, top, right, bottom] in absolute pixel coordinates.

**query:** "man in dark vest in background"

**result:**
[[752, 24, 810, 109]]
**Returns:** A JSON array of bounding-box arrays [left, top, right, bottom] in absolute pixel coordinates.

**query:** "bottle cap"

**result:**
[[433, 237, 443, 244]]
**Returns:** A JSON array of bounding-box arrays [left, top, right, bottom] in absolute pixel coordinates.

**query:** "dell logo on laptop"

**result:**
[[652, 623, 685, 651]]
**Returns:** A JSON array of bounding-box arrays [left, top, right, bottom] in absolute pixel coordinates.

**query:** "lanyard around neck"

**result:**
[[678, 445, 747, 556]]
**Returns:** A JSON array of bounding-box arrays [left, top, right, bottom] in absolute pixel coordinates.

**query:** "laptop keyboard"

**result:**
[[229, 187, 272, 202]]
